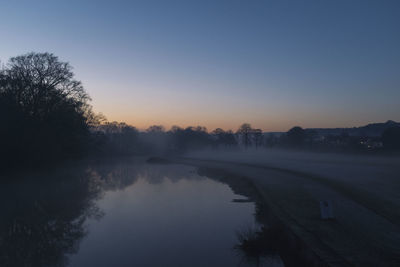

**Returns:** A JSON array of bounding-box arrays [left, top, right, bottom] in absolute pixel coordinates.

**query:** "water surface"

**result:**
[[0, 158, 283, 267]]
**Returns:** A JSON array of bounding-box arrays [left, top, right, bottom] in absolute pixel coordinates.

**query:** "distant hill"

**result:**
[[308, 120, 400, 137]]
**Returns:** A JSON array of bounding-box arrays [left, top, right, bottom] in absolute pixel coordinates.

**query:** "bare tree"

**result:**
[[1, 52, 91, 120], [146, 125, 165, 133], [253, 128, 263, 149], [0, 52, 95, 163], [237, 123, 253, 149], [212, 128, 238, 148]]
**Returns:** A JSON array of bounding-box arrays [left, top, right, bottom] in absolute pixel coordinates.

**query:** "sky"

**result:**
[[1, 0, 399, 131]]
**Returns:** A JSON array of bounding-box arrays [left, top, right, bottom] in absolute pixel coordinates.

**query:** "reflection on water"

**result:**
[[0, 158, 284, 267]]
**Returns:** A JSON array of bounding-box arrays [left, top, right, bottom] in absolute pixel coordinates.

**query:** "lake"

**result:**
[[0, 158, 284, 267]]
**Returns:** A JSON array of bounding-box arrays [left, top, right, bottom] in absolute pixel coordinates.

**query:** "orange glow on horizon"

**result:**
[[99, 111, 381, 133]]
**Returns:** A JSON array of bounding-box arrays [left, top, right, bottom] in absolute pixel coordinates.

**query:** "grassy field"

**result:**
[[172, 150, 400, 266]]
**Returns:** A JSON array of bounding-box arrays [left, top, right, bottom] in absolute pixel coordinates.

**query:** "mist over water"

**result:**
[[1, 1, 400, 265], [0, 158, 284, 267]]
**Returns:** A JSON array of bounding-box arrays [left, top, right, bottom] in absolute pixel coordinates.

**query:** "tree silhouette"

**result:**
[[286, 126, 306, 147], [146, 125, 165, 133], [252, 129, 263, 149], [0, 164, 102, 267], [212, 128, 238, 148], [0, 52, 96, 167], [237, 123, 253, 149], [168, 126, 212, 152], [94, 122, 139, 155]]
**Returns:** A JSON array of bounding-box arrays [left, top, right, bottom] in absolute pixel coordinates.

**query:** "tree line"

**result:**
[[91, 122, 264, 155], [1, 52, 399, 170]]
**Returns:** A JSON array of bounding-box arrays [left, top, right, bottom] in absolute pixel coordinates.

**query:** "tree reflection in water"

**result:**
[[0, 159, 202, 267], [0, 159, 143, 267], [0, 162, 103, 267]]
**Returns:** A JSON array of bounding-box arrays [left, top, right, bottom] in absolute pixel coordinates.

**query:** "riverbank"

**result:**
[[169, 152, 400, 266], [195, 166, 328, 267]]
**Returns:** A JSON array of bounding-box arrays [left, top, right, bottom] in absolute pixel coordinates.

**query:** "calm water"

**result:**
[[0, 158, 284, 267]]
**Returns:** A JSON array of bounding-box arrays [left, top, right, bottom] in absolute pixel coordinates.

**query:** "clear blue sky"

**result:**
[[1, 0, 399, 131]]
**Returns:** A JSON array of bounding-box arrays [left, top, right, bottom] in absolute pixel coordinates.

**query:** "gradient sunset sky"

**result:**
[[1, 0, 399, 131]]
